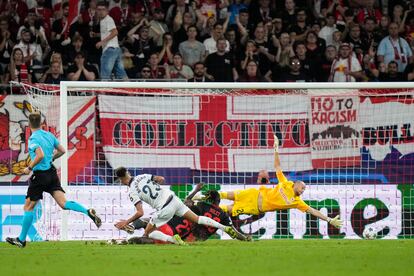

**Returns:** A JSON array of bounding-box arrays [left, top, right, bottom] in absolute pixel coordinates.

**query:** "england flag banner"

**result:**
[[98, 94, 313, 172]]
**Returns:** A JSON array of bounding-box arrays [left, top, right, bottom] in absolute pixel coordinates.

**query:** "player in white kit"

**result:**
[[114, 167, 247, 245]]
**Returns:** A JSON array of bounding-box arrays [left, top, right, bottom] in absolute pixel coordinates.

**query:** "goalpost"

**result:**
[[4, 81, 414, 241]]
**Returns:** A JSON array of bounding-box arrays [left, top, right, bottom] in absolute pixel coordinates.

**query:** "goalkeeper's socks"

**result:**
[[64, 201, 88, 215], [18, 211, 34, 242], [219, 191, 228, 199], [148, 230, 176, 244], [198, 216, 226, 231]]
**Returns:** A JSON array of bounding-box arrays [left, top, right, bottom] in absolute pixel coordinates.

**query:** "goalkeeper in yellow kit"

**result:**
[[219, 136, 342, 229]]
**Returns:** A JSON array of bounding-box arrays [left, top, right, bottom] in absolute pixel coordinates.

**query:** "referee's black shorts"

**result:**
[[26, 166, 65, 201]]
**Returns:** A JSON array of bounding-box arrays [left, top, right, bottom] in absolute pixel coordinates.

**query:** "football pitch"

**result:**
[[0, 239, 413, 276]]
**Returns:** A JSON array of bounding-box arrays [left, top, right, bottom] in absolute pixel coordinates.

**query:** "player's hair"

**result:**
[[97, 1, 109, 8], [204, 190, 220, 205], [28, 112, 41, 129], [114, 166, 128, 178]]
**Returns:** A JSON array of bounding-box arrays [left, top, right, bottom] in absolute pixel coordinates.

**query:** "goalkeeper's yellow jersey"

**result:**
[[259, 171, 310, 213]]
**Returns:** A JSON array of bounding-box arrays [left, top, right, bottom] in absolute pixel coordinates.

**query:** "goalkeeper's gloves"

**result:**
[[327, 215, 342, 228], [273, 135, 279, 152]]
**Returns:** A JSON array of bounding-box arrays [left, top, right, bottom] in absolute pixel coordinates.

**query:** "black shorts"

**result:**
[[26, 166, 65, 201]]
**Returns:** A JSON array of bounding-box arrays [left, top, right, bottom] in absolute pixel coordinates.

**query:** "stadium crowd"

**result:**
[[1, 0, 414, 91]]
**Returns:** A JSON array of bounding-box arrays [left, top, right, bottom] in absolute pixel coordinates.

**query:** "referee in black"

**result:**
[[6, 112, 101, 248]]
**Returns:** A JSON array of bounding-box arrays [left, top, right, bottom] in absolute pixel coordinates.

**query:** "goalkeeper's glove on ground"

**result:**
[[327, 215, 342, 228]]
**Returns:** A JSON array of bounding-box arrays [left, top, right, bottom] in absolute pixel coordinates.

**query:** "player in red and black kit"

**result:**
[[116, 184, 246, 244], [166, 189, 231, 242]]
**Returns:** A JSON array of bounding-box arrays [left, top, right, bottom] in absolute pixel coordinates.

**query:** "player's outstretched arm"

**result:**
[[273, 135, 282, 173], [185, 183, 204, 205], [306, 207, 343, 229], [115, 202, 144, 230]]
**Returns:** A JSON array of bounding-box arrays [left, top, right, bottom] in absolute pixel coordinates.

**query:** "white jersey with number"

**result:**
[[128, 174, 173, 210]]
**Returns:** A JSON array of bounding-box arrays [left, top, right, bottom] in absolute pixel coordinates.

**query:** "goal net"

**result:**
[[1, 82, 413, 241]]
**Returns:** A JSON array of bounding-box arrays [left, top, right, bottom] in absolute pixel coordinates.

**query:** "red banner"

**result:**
[[99, 94, 312, 172]]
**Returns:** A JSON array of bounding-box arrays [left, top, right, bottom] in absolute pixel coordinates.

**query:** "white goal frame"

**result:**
[[58, 81, 414, 240]]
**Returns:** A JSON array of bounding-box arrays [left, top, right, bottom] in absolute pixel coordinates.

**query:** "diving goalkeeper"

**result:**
[[219, 135, 342, 229]]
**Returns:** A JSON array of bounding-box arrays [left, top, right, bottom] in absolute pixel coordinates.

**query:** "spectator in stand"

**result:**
[[0, 18, 14, 73], [80, 0, 98, 27], [328, 43, 363, 82], [344, 23, 369, 57], [179, 25, 206, 67], [159, 32, 175, 64], [280, 0, 297, 30], [319, 13, 338, 46], [4, 48, 32, 83], [196, 0, 229, 22], [278, 56, 312, 82], [78, 0, 101, 65], [363, 17, 382, 50], [39, 52, 64, 83], [188, 62, 213, 82], [316, 45, 337, 81], [356, 0, 381, 24], [166, 52, 193, 80], [109, 0, 135, 26], [17, 12, 50, 62], [270, 15, 285, 38], [289, 8, 310, 42], [67, 52, 99, 81], [118, 10, 144, 43], [147, 52, 167, 79], [0, 0, 28, 26], [138, 64, 153, 80], [240, 39, 259, 71], [331, 30, 343, 50], [377, 22, 413, 73], [237, 59, 267, 82], [233, 8, 251, 46], [14, 28, 42, 66], [378, 15, 390, 37], [166, 0, 196, 27], [378, 61, 405, 81], [361, 46, 379, 81], [204, 38, 238, 81], [51, 2, 73, 54], [31, 0, 53, 39], [96, 1, 128, 80], [225, 27, 242, 70], [294, 41, 316, 79], [271, 32, 295, 77], [42, 61, 66, 84], [198, 14, 216, 41], [204, 22, 230, 54], [249, 0, 275, 27], [64, 35, 86, 66], [149, 8, 169, 47], [305, 31, 325, 60], [392, 4, 404, 26], [253, 25, 277, 75], [173, 11, 196, 48], [228, 0, 248, 26], [126, 22, 156, 71]]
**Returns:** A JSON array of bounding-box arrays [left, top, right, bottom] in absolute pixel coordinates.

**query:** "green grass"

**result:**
[[1, 240, 413, 276]]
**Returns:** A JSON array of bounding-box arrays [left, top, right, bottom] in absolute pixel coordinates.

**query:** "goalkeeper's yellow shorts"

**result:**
[[231, 188, 260, 216]]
